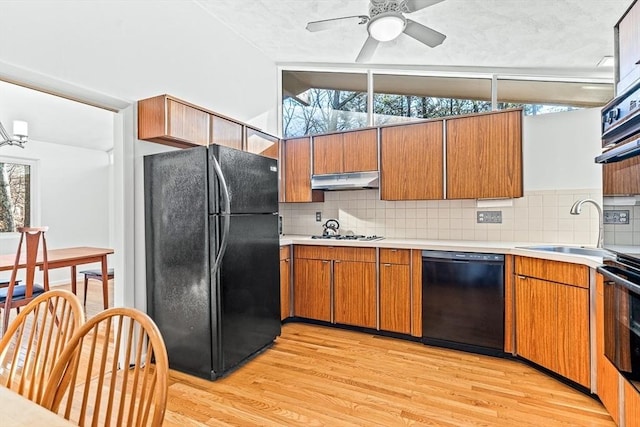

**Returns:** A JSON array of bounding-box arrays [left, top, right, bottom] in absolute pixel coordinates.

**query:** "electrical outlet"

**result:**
[[477, 211, 502, 224], [315, 212, 322, 222], [604, 210, 630, 224]]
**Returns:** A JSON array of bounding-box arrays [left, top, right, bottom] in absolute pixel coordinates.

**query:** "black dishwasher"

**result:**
[[422, 250, 505, 356]]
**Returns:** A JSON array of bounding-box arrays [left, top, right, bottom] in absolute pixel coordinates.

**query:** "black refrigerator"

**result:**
[[144, 144, 281, 380]]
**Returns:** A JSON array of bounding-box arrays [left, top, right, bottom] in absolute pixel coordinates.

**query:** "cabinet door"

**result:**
[[343, 129, 378, 172], [625, 380, 640, 427], [556, 284, 590, 387], [603, 155, 640, 196], [380, 121, 444, 200], [211, 115, 242, 150], [167, 99, 210, 146], [283, 138, 324, 203], [446, 110, 522, 199], [596, 273, 620, 424], [247, 128, 279, 159], [280, 257, 291, 320], [313, 133, 344, 174], [617, 0, 640, 94], [515, 276, 555, 370], [333, 261, 376, 328], [293, 258, 331, 321], [380, 263, 411, 334]]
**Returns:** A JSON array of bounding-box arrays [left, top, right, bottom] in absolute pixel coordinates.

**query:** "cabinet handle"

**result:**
[[517, 275, 527, 280], [390, 249, 398, 252], [322, 260, 330, 264], [335, 260, 341, 263], [284, 258, 290, 263], [384, 264, 391, 267]]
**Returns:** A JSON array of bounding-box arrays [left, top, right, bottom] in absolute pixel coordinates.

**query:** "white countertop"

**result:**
[[280, 235, 611, 269]]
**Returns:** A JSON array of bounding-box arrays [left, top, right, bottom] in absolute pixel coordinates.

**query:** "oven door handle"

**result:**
[[597, 265, 640, 294]]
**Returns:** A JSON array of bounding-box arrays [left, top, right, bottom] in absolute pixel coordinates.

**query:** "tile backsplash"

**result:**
[[280, 188, 603, 245]]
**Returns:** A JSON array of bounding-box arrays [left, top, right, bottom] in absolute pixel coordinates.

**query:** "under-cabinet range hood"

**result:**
[[311, 171, 379, 191]]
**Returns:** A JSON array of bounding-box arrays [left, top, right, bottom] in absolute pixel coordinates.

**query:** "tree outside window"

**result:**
[[0, 162, 31, 232]]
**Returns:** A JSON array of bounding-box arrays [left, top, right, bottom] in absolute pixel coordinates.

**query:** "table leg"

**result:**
[[71, 265, 77, 295], [101, 256, 109, 310]]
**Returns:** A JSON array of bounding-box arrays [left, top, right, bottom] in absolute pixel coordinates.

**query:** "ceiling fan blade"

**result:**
[[355, 36, 379, 63], [306, 15, 369, 32], [404, 0, 446, 13], [403, 19, 446, 47]]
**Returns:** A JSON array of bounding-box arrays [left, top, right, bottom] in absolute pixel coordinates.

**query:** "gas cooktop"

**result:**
[[310, 234, 384, 241]]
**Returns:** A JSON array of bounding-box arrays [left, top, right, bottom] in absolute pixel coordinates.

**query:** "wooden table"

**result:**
[[0, 246, 114, 307], [1, 386, 75, 426]]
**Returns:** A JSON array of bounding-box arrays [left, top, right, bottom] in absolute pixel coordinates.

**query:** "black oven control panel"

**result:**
[[602, 81, 640, 147]]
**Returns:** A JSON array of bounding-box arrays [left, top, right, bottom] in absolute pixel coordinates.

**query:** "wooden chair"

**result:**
[[0, 226, 50, 335], [0, 289, 84, 404], [79, 267, 114, 309], [41, 307, 169, 427]]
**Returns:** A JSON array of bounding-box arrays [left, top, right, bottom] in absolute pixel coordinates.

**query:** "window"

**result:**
[[282, 71, 368, 138], [0, 158, 37, 233], [372, 74, 492, 125], [496, 79, 613, 115], [281, 69, 614, 136]]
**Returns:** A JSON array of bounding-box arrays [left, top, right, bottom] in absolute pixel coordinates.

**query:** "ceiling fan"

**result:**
[[305, 0, 447, 63]]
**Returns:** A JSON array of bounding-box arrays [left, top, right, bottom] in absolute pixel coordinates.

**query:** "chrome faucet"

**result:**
[[570, 198, 604, 248]]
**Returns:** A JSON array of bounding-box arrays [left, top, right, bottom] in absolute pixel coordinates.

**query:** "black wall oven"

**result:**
[[598, 260, 640, 393], [596, 78, 640, 393]]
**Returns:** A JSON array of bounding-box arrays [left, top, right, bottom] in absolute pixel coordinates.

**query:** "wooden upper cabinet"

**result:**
[[313, 129, 378, 174], [616, 0, 640, 94], [138, 95, 210, 148], [313, 133, 343, 174], [282, 137, 324, 203], [246, 128, 279, 160], [380, 121, 444, 200], [343, 129, 378, 172], [210, 115, 242, 150], [446, 109, 523, 199], [603, 153, 640, 195]]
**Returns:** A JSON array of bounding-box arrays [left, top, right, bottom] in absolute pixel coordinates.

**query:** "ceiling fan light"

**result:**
[[368, 12, 406, 42]]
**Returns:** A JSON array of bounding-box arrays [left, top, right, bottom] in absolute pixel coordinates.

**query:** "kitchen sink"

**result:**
[[518, 245, 613, 258]]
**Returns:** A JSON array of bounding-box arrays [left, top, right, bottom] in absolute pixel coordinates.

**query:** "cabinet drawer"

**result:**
[[515, 256, 588, 288], [280, 245, 290, 261], [294, 245, 335, 260], [334, 247, 376, 262], [294, 245, 375, 262], [380, 248, 410, 264]]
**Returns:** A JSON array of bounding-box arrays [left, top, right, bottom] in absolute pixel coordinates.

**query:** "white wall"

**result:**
[[0, 140, 111, 284], [0, 1, 279, 135], [523, 107, 602, 190]]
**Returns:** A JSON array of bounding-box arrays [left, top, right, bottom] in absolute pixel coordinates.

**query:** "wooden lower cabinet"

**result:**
[[514, 257, 590, 388], [293, 245, 376, 328], [379, 248, 412, 334], [555, 284, 590, 386], [333, 260, 376, 328], [515, 277, 555, 369], [625, 380, 640, 427], [596, 273, 621, 425], [280, 246, 291, 321], [293, 258, 331, 322]]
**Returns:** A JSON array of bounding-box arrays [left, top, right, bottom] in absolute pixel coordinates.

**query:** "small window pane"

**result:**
[[0, 162, 31, 232], [497, 79, 613, 115], [282, 71, 368, 138], [373, 74, 492, 125]]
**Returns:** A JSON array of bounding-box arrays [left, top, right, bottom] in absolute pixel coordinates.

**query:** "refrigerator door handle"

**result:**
[[211, 154, 232, 276]]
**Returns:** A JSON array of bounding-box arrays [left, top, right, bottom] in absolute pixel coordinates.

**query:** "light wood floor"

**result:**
[[58, 282, 614, 426]]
